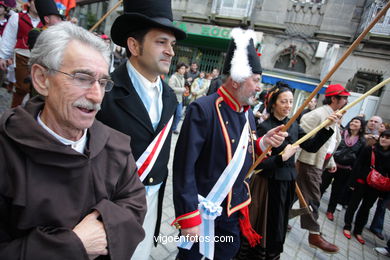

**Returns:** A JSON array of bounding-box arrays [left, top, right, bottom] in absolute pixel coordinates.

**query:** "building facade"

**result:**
[[77, 0, 390, 123]]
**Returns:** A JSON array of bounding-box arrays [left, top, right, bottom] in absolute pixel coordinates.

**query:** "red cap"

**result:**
[[325, 84, 350, 97], [100, 34, 109, 40]]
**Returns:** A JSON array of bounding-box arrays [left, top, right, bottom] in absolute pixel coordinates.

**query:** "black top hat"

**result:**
[[111, 0, 187, 47], [35, 0, 63, 25], [222, 28, 262, 82]]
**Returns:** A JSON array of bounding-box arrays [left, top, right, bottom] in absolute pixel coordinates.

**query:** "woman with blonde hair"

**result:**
[[190, 72, 211, 102]]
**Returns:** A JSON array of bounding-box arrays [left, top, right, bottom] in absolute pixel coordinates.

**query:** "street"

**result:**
[[0, 87, 388, 260]]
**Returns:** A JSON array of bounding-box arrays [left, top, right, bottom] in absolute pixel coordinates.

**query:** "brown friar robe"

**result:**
[[0, 97, 147, 260]]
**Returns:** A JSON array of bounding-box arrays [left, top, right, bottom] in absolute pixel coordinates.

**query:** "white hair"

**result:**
[[29, 22, 111, 70]]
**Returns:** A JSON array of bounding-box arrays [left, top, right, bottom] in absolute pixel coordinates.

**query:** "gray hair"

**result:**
[[29, 22, 111, 71]]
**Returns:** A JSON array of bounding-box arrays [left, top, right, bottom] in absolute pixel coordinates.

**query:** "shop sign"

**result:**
[[173, 21, 232, 39]]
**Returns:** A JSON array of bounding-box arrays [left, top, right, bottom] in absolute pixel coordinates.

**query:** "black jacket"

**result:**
[[207, 76, 223, 95], [97, 62, 177, 186], [333, 132, 365, 167], [352, 143, 390, 182], [256, 114, 334, 181], [96, 62, 177, 242]]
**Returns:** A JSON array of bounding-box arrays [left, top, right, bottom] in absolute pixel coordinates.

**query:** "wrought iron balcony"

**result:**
[[359, 0, 390, 36], [210, 0, 255, 25]]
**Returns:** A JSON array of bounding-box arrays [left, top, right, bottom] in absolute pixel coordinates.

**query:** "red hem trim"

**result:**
[[256, 137, 263, 155], [356, 178, 365, 184], [171, 210, 201, 229]]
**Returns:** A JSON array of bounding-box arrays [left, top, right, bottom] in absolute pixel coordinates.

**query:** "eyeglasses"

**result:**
[[49, 68, 114, 92]]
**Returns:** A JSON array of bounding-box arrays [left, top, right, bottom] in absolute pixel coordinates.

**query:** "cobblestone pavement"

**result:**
[[0, 87, 12, 115], [1, 93, 388, 260]]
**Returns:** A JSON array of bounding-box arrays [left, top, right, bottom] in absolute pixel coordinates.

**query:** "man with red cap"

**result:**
[[296, 84, 349, 254]]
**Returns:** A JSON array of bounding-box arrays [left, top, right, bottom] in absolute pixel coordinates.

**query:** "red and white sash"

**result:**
[[136, 116, 174, 181]]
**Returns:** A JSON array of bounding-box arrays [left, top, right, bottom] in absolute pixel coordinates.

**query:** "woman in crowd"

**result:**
[[168, 63, 187, 134], [190, 72, 211, 102], [244, 82, 336, 260], [343, 129, 390, 244], [369, 122, 390, 239], [320, 116, 366, 220]]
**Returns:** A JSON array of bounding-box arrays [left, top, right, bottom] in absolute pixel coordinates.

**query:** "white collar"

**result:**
[[128, 60, 161, 91], [37, 112, 88, 154]]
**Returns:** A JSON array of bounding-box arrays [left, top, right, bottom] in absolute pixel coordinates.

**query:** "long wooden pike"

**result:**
[[246, 1, 390, 179], [89, 0, 123, 32], [290, 77, 390, 148]]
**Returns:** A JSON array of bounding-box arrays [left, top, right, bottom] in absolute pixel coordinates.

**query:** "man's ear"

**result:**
[[232, 80, 241, 90], [44, 16, 49, 25], [31, 64, 49, 96], [126, 37, 141, 57]]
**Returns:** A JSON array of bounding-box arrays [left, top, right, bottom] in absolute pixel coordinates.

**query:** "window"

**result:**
[[346, 72, 383, 97], [291, 0, 326, 4], [213, 0, 254, 18], [274, 45, 306, 73]]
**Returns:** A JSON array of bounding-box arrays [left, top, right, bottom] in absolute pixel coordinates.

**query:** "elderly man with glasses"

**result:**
[[0, 22, 146, 260]]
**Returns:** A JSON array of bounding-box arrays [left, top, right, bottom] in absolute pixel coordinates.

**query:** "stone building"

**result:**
[[75, 0, 390, 123]]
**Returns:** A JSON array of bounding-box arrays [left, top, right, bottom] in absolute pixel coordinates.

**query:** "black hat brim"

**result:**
[[111, 13, 187, 47]]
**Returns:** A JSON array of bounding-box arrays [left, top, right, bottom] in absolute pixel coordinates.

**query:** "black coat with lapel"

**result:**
[[96, 62, 177, 243], [97, 62, 177, 186]]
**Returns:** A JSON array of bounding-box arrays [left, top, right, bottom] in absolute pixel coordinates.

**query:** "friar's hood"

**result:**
[[0, 96, 121, 168]]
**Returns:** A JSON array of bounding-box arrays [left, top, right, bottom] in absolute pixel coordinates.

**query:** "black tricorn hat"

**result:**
[[222, 28, 262, 82], [35, 0, 63, 25], [111, 0, 187, 47]]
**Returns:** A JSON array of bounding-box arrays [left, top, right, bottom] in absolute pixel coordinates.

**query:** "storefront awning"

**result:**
[[262, 70, 327, 94]]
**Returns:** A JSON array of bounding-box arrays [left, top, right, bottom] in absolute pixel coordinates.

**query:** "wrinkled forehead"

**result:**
[[369, 116, 381, 123]]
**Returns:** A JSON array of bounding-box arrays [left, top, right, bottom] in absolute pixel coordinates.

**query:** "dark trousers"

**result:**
[[176, 212, 240, 260], [11, 53, 30, 108], [296, 161, 322, 232], [266, 179, 294, 255], [320, 168, 352, 212], [387, 239, 390, 252], [172, 102, 183, 131], [370, 193, 389, 234], [344, 182, 380, 234]]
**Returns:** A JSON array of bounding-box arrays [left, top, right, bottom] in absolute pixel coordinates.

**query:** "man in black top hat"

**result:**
[[35, 0, 62, 26], [28, 0, 63, 50], [96, 0, 186, 259]]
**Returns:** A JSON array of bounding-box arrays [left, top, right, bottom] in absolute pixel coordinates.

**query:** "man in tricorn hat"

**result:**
[[296, 83, 349, 254], [96, 0, 186, 259], [171, 28, 288, 260]]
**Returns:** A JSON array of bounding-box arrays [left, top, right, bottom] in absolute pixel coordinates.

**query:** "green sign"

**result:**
[[173, 21, 232, 39]]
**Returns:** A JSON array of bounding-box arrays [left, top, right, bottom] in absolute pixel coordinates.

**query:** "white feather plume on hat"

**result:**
[[230, 28, 258, 83]]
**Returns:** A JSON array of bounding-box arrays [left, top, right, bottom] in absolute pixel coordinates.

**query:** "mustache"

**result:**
[[73, 98, 101, 111]]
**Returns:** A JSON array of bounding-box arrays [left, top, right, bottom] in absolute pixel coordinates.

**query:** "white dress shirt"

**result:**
[[0, 12, 41, 59], [37, 113, 88, 154]]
